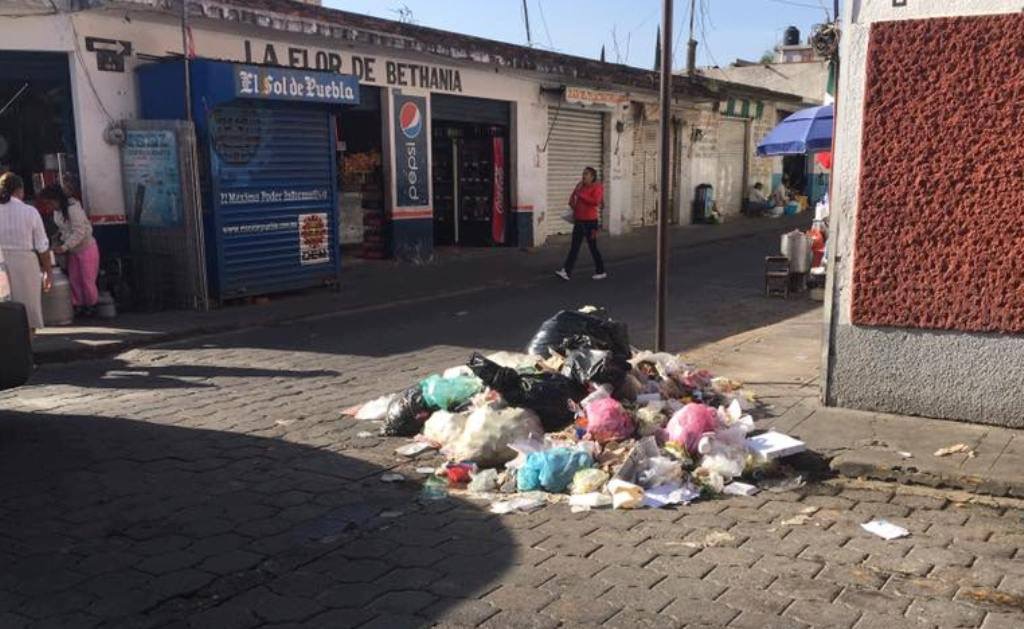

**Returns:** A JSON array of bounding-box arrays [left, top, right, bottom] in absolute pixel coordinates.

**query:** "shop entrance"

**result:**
[[783, 154, 808, 197], [431, 95, 511, 247], [0, 52, 78, 198], [334, 86, 386, 258]]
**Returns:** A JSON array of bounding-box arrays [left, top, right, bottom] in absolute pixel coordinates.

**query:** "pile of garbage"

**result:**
[[350, 307, 806, 512]]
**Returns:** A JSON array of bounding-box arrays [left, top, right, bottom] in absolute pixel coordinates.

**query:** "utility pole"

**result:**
[[655, 0, 673, 351], [686, 0, 697, 75], [522, 0, 533, 47], [181, 0, 193, 122]]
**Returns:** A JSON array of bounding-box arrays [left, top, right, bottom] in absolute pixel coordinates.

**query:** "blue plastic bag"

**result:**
[[517, 448, 594, 493], [420, 374, 482, 411]]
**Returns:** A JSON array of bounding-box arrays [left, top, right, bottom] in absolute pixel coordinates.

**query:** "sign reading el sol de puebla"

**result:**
[[234, 64, 359, 105], [393, 92, 430, 208]]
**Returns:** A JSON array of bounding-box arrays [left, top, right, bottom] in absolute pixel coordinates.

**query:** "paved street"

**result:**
[[2, 228, 1023, 628]]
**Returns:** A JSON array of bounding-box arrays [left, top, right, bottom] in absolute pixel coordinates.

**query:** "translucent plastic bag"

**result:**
[[444, 404, 544, 468], [571, 468, 610, 494], [422, 410, 468, 448], [421, 374, 482, 411], [582, 397, 635, 444], [665, 403, 719, 454], [517, 447, 594, 493]]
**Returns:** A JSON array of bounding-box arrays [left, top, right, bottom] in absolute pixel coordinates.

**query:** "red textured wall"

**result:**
[[852, 14, 1024, 333]]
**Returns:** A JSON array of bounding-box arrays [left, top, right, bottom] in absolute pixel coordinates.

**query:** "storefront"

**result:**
[[136, 58, 359, 301], [0, 51, 79, 199], [335, 86, 386, 258], [431, 94, 511, 247], [543, 91, 610, 239]]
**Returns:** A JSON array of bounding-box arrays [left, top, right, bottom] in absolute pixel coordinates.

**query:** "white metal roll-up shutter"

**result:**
[[716, 118, 747, 218], [631, 119, 660, 227], [544, 107, 605, 238]]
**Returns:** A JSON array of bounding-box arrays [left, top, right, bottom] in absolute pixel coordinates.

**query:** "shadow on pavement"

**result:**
[[0, 410, 515, 628]]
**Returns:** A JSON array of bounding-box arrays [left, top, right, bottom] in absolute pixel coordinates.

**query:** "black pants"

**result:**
[[563, 221, 604, 275]]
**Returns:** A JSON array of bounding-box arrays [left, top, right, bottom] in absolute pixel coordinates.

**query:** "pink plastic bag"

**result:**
[[665, 403, 718, 454], [584, 398, 635, 444]]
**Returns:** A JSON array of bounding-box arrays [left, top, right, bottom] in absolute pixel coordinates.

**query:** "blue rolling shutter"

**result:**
[[208, 104, 338, 299]]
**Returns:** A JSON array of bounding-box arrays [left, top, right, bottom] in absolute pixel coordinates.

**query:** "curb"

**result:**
[[829, 453, 1024, 500], [34, 219, 801, 365]]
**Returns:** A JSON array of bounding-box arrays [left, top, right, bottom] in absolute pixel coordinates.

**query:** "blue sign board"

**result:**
[[121, 129, 183, 227], [233, 64, 360, 105], [393, 91, 429, 207]]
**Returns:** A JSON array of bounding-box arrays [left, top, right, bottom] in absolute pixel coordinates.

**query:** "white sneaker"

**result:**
[[555, 269, 570, 281], [592, 273, 608, 280]]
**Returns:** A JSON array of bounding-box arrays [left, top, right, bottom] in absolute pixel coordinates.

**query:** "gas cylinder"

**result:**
[[42, 266, 74, 326]]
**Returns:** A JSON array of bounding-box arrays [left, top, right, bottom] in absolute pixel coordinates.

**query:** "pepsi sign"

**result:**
[[399, 102, 423, 139], [394, 92, 430, 208]]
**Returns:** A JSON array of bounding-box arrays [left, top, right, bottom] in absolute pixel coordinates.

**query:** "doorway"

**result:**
[[0, 52, 78, 199], [431, 121, 510, 247], [335, 86, 386, 258]]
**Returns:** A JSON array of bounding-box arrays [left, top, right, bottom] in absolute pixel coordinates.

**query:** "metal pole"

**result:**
[[522, 0, 533, 47], [655, 0, 673, 351], [181, 0, 193, 122], [686, 0, 697, 75]]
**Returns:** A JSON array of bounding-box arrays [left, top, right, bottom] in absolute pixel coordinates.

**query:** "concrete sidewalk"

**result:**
[[33, 214, 808, 364], [687, 309, 1024, 499]]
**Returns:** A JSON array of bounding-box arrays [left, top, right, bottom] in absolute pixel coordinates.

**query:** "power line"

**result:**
[[536, 0, 555, 50], [697, 0, 721, 69], [767, 0, 829, 14], [671, 0, 691, 69]]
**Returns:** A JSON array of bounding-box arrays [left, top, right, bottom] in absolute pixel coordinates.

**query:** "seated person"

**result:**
[[747, 182, 770, 213]]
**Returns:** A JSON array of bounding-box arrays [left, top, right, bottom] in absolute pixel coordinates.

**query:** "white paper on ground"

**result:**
[[569, 492, 612, 512], [723, 482, 760, 497], [490, 496, 546, 514], [861, 519, 910, 540], [395, 442, 435, 457], [415, 467, 438, 475], [379, 473, 405, 483], [642, 482, 700, 509], [747, 431, 807, 460]]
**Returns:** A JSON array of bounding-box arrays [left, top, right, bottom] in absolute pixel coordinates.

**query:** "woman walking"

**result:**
[[0, 173, 52, 336], [38, 185, 100, 317], [555, 166, 606, 281]]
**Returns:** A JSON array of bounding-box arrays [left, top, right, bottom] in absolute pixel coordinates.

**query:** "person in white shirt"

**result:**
[[748, 182, 770, 213], [38, 185, 100, 316], [0, 173, 52, 334]]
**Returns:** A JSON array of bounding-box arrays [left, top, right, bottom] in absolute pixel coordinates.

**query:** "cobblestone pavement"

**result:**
[[2, 231, 1023, 628]]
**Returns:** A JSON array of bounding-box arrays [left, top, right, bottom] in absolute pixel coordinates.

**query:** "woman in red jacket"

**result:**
[[556, 166, 606, 280]]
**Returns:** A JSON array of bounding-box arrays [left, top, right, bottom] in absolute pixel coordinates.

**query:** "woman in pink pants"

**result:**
[[38, 185, 100, 317]]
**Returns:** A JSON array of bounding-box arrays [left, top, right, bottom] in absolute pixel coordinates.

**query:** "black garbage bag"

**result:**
[[561, 346, 630, 388], [383, 385, 433, 436], [468, 353, 586, 432], [526, 310, 631, 359], [559, 335, 630, 387]]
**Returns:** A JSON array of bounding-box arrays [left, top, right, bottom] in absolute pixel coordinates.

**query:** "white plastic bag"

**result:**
[[354, 394, 397, 421], [607, 479, 645, 509], [422, 410, 468, 448], [444, 404, 545, 468]]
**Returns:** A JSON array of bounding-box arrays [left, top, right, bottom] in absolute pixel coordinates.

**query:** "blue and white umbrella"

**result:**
[[756, 104, 833, 156]]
